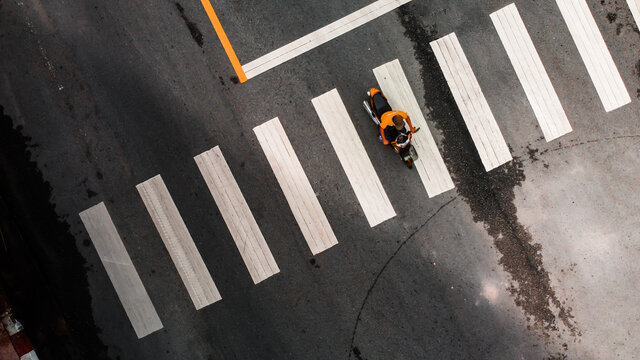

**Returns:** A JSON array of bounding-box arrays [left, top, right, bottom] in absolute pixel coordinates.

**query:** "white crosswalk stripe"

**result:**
[[556, 0, 631, 112], [137, 175, 222, 309], [254, 118, 338, 255], [373, 59, 455, 196], [491, 3, 573, 142], [430, 33, 513, 172], [79, 202, 163, 339], [194, 146, 280, 284], [312, 89, 396, 227]]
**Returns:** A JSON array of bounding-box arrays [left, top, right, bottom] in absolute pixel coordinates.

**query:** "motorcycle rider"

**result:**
[[379, 111, 420, 146], [365, 87, 420, 168]]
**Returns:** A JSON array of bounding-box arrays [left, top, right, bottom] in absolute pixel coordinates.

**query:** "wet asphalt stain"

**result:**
[[175, 2, 204, 47], [309, 258, 320, 269], [352, 346, 365, 360], [527, 146, 540, 163], [0, 105, 108, 359], [86, 188, 98, 198], [599, 0, 640, 36], [397, 6, 577, 338], [545, 353, 568, 360]]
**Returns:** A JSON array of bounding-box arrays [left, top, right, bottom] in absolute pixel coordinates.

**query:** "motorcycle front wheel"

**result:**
[[405, 159, 414, 169]]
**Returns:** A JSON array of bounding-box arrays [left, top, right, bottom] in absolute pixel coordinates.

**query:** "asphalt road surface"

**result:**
[[1, 0, 640, 359]]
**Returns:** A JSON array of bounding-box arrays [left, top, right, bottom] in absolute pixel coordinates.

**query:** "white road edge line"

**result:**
[[312, 89, 396, 227], [79, 202, 163, 339], [242, 0, 411, 80]]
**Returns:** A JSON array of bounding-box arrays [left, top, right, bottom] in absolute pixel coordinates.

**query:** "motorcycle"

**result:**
[[363, 88, 419, 169]]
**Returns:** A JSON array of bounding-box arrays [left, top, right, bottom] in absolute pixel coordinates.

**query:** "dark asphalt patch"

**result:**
[[0, 106, 108, 359], [397, 5, 578, 339], [175, 2, 204, 47]]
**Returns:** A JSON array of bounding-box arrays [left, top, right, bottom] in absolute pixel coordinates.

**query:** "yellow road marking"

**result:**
[[200, 0, 247, 83]]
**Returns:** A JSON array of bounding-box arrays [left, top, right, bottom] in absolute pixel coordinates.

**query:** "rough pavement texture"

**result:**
[[1, 0, 639, 359]]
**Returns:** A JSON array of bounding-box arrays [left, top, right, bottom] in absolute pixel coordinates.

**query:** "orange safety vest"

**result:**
[[379, 111, 417, 145]]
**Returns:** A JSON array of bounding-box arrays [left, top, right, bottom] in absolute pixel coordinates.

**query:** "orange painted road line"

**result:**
[[200, 0, 247, 83]]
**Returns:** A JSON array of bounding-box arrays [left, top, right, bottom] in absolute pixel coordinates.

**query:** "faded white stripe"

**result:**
[[79, 203, 163, 338]]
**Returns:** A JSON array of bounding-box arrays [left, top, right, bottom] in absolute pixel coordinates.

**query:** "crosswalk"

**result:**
[[80, 1, 636, 338]]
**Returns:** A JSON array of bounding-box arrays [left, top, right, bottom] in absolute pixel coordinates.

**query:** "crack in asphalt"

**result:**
[[546, 134, 640, 153], [347, 196, 458, 359], [522, 134, 640, 166], [175, 2, 204, 48]]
